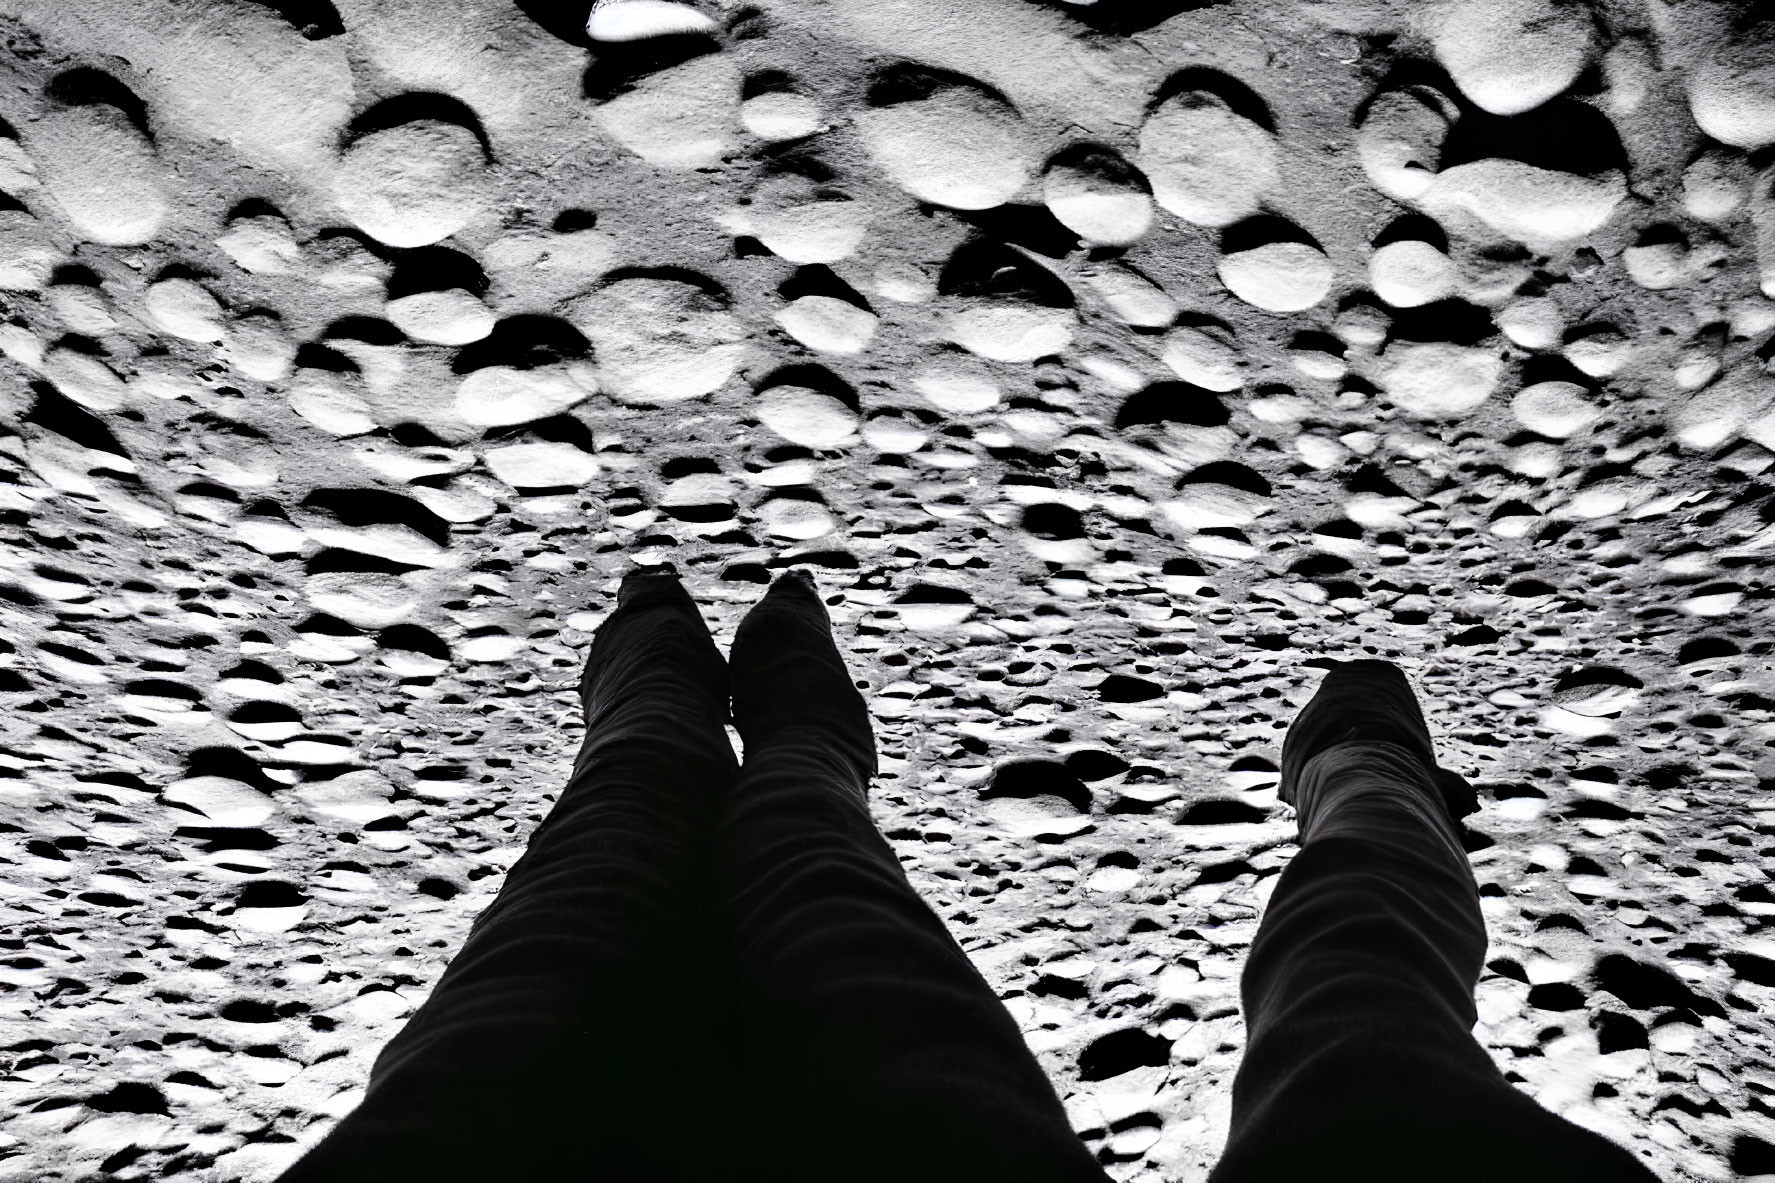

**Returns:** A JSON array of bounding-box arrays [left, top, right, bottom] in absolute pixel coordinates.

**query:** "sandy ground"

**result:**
[[0, 0, 1772, 1178]]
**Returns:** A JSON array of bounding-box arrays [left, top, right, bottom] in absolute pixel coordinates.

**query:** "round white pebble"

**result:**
[[0, 212, 58, 291], [945, 300, 1075, 361], [756, 385, 860, 448], [223, 314, 297, 382], [163, 776, 276, 827], [483, 440, 600, 488], [568, 278, 748, 403], [455, 366, 593, 427], [306, 572, 419, 628], [28, 105, 170, 246], [1043, 161, 1153, 246], [913, 359, 1000, 414], [741, 92, 826, 141], [1511, 381, 1602, 438], [774, 296, 877, 354], [1496, 297, 1564, 350], [861, 409, 930, 453], [759, 496, 837, 539], [1085, 266, 1177, 327], [333, 120, 489, 248], [289, 377, 376, 436], [1137, 93, 1277, 227], [1687, 60, 1775, 151], [1217, 242, 1333, 312], [588, 0, 716, 40], [1356, 88, 1454, 203], [1421, 161, 1624, 244], [145, 278, 226, 342], [1430, 0, 1593, 117], [857, 87, 1038, 210], [387, 290, 495, 345], [596, 53, 739, 170], [1369, 240, 1457, 307], [1161, 326, 1242, 390], [1378, 342, 1501, 419]]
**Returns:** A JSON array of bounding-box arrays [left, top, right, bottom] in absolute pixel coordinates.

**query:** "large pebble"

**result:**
[[483, 440, 601, 488], [27, 104, 170, 246], [913, 358, 1000, 414], [1085, 265, 1177, 327], [588, 0, 716, 40], [145, 278, 226, 342], [756, 385, 860, 448], [596, 53, 739, 169], [0, 212, 58, 291], [42, 347, 126, 412], [1218, 243, 1333, 312], [387, 290, 495, 345], [217, 216, 303, 275], [1687, 57, 1775, 151], [1511, 381, 1601, 438], [1160, 326, 1241, 390], [163, 776, 276, 827], [741, 91, 827, 141], [294, 770, 400, 824], [1429, 0, 1593, 116], [1043, 151, 1152, 246], [1420, 161, 1623, 244], [455, 365, 594, 427], [1356, 87, 1455, 202], [1369, 240, 1456, 307], [305, 572, 419, 628], [1138, 92, 1277, 227], [1378, 341, 1501, 419], [731, 174, 870, 263], [945, 300, 1074, 361], [759, 496, 838, 539], [857, 86, 1039, 210], [567, 278, 747, 403], [774, 296, 877, 354], [334, 120, 490, 248]]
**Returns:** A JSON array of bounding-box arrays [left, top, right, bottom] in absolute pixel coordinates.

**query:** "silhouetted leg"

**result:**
[[712, 570, 1110, 1183], [1209, 660, 1661, 1183], [277, 571, 740, 1182]]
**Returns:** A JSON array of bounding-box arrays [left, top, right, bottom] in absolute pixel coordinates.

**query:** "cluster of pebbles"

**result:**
[[0, 0, 1773, 1178]]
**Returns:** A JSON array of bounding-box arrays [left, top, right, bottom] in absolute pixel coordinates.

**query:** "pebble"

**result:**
[[1511, 381, 1602, 438], [1428, 0, 1593, 116], [1356, 87, 1454, 203], [288, 376, 377, 436], [1217, 242, 1333, 312], [756, 385, 861, 448], [386, 290, 496, 345], [1682, 149, 1747, 224], [913, 358, 1001, 414], [163, 776, 276, 827], [1369, 239, 1457, 307], [1622, 240, 1688, 290], [1378, 341, 1501, 419], [305, 571, 419, 628], [567, 277, 748, 403], [1043, 148, 1153, 246], [1420, 161, 1624, 244], [946, 300, 1075, 362], [1085, 264, 1177, 328], [740, 92, 826, 141], [1161, 483, 1270, 530], [145, 278, 227, 342], [1137, 91, 1277, 227], [482, 440, 601, 488], [42, 346, 126, 412], [1686, 56, 1775, 151], [454, 365, 595, 427], [1668, 369, 1772, 450], [216, 215, 303, 275], [774, 296, 878, 354], [861, 409, 930, 453], [596, 53, 741, 169], [759, 495, 838, 539], [333, 119, 490, 248], [871, 262, 937, 304], [730, 175, 872, 264], [0, 213, 59, 291], [1496, 297, 1563, 350], [48, 283, 116, 334], [857, 84, 1039, 210], [1160, 325, 1242, 390], [587, 0, 716, 41], [26, 102, 170, 246]]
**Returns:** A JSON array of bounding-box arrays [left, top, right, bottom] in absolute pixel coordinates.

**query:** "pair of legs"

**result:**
[[278, 572, 1659, 1182]]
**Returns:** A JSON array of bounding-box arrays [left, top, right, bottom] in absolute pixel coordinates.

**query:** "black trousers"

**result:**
[[277, 576, 1659, 1182]]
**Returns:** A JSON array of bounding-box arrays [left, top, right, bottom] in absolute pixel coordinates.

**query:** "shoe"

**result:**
[[615, 562, 684, 609], [1279, 659, 1478, 821], [730, 569, 877, 777]]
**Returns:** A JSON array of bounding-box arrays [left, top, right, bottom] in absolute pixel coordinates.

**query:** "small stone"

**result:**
[[756, 385, 860, 448], [1218, 242, 1333, 312]]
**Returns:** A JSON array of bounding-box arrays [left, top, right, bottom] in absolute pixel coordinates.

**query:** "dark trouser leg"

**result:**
[[276, 574, 739, 1183], [1210, 669, 1661, 1183], [712, 572, 1110, 1183]]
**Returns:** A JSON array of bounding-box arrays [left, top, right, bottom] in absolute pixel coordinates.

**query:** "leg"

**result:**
[[712, 570, 1110, 1183], [277, 571, 740, 1182], [1209, 661, 1661, 1183]]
